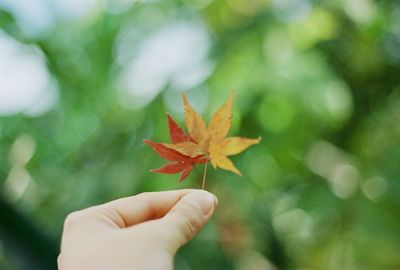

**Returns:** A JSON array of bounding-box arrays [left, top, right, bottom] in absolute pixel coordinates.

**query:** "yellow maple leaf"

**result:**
[[164, 92, 261, 175]]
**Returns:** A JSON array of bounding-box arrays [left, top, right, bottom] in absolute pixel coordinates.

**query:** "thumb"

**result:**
[[157, 190, 218, 253]]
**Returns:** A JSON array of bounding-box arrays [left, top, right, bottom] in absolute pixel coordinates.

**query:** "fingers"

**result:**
[[152, 190, 218, 254], [62, 189, 218, 258], [92, 189, 195, 228]]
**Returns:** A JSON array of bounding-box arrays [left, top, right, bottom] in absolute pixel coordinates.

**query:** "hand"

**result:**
[[58, 189, 218, 270]]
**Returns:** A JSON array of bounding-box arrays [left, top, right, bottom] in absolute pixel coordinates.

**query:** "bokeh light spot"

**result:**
[[362, 176, 387, 200], [118, 21, 211, 109], [9, 134, 36, 167], [0, 31, 58, 116], [273, 0, 311, 22], [344, 0, 376, 25]]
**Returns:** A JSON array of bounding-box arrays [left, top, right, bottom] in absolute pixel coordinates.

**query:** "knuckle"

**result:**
[[137, 192, 151, 198], [176, 203, 204, 241], [57, 254, 65, 269], [63, 210, 87, 232]]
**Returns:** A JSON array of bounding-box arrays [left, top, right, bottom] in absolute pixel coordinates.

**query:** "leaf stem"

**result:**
[[202, 160, 208, 190]]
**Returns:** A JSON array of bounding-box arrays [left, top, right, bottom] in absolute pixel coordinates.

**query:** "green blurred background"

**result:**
[[0, 0, 399, 269]]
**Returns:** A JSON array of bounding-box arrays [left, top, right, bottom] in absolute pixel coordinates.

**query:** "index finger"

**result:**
[[93, 189, 195, 228]]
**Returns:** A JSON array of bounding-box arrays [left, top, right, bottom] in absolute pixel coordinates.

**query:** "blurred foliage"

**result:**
[[1, 0, 400, 269]]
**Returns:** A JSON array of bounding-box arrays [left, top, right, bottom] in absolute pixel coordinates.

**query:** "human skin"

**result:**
[[58, 189, 218, 270]]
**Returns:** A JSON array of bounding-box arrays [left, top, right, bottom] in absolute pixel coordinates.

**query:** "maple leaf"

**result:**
[[144, 114, 207, 182], [164, 93, 261, 176]]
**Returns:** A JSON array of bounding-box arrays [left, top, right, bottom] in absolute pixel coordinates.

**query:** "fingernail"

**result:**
[[213, 194, 219, 207], [185, 190, 216, 216]]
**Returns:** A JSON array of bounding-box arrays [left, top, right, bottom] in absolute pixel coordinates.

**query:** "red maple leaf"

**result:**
[[144, 114, 207, 182]]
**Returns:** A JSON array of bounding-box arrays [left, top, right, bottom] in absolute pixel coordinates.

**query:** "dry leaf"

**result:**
[[164, 93, 261, 175], [144, 114, 207, 181]]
